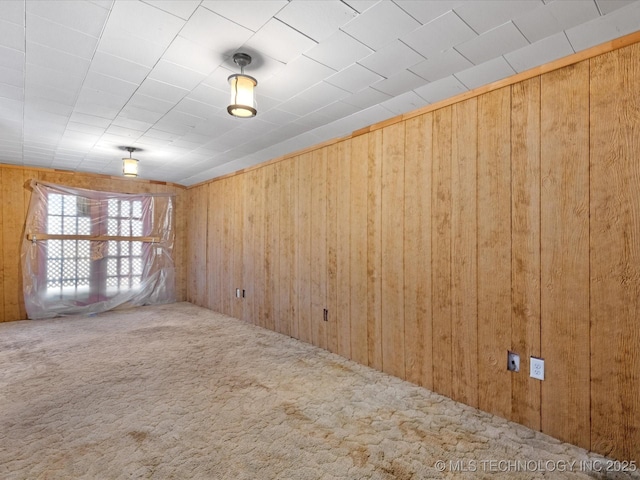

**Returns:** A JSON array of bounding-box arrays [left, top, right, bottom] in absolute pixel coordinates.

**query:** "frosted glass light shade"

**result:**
[[227, 74, 257, 118], [122, 157, 139, 177]]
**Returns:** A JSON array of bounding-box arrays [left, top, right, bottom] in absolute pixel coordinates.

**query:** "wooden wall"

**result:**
[[187, 41, 640, 462], [0, 165, 187, 322]]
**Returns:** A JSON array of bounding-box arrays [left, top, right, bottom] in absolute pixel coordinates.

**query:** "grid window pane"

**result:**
[[48, 216, 62, 235], [132, 242, 142, 256], [48, 240, 62, 257], [49, 194, 63, 215], [108, 199, 119, 217], [63, 216, 76, 235], [78, 216, 90, 235], [63, 195, 77, 216], [132, 201, 142, 218]]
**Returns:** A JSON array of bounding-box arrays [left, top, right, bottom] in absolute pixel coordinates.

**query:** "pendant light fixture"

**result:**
[[122, 147, 139, 177], [227, 53, 257, 118]]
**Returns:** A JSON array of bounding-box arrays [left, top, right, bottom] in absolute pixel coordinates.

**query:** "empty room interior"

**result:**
[[1, 0, 640, 478]]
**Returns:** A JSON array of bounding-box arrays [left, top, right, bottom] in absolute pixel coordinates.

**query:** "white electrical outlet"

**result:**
[[530, 357, 545, 380]]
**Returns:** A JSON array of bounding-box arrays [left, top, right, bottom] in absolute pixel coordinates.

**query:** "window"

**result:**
[[23, 181, 175, 319]]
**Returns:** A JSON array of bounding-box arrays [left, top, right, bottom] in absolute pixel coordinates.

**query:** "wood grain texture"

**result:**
[[335, 141, 352, 358], [2, 168, 25, 321], [381, 122, 405, 378], [296, 153, 313, 344], [188, 184, 209, 308], [253, 168, 267, 329], [540, 61, 590, 449], [349, 135, 369, 365], [311, 148, 328, 349], [264, 164, 279, 332], [367, 130, 383, 370], [278, 160, 295, 337], [431, 107, 453, 398], [242, 170, 258, 325], [206, 181, 222, 312], [511, 77, 542, 430], [477, 87, 512, 419], [403, 113, 433, 389], [590, 43, 640, 461], [326, 144, 339, 353], [232, 175, 244, 321], [0, 168, 4, 321], [450, 98, 478, 408]]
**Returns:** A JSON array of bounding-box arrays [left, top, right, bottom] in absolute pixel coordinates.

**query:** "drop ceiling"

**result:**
[[1, 0, 639, 185]]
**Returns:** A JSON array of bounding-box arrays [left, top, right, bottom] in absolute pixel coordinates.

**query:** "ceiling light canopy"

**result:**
[[227, 53, 257, 118], [122, 147, 140, 177]]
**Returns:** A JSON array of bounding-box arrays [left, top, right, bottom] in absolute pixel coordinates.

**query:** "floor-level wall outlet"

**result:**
[[530, 357, 545, 380], [507, 351, 520, 372]]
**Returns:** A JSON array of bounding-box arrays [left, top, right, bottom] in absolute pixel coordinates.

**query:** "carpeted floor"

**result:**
[[0, 302, 637, 480]]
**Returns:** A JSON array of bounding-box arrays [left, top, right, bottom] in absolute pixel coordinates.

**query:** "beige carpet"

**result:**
[[0, 302, 637, 480]]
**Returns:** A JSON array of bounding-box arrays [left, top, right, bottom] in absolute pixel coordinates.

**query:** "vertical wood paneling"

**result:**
[[289, 160, 300, 339], [477, 87, 512, 419], [232, 175, 244, 320], [207, 182, 222, 312], [2, 168, 25, 321], [0, 168, 5, 321], [326, 144, 339, 353], [450, 98, 478, 407], [431, 107, 453, 398], [404, 113, 433, 389], [367, 130, 383, 370], [511, 77, 542, 430], [221, 178, 234, 315], [381, 122, 405, 378], [254, 168, 267, 329], [242, 170, 257, 324], [311, 148, 328, 349], [350, 135, 369, 365], [264, 164, 279, 332], [189, 184, 209, 307], [540, 61, 591, 449], [336, 141, 352, 358], [590, 43, 640, 462], [278, 160, 295, 337], [296, 153, 313, 344]]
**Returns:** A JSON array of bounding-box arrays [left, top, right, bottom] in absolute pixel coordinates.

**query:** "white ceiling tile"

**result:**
[[275, 0, 357, 42], [25, 82, 78, 105], [342, 87, 392, 109], [455, 56, 516, 89], [341, 1, 378, 13], [137, 78, 189, 104], [118, 105, 166, 124], [454, 0, 542, 34], [89, 52, 152, 85], [244, 18, 317, 63], [26, 0, 109, 37], [341, 1, 421, 50], [102, 0, 185, 46], [0, 0, 25, 26], [371, 69, 427, 96], [312, 101, 361, 123], [67, 122, 107, 136], [0, 45, 25, 70], [26, 14, 99, 59], [595, 0, 636, 14], [0, 19, 25, 52], [188, 83, 228, 107], [105, 125, 144, 140], [358, 40, 425, 77], [26, 41, 91, 77], [173, 98, 221, 120], [413, 75, 468, 103], [380, 90, 430, 115], [0, 65, 24, 88], [111, 116, 153, 132], [258, 56, 335, 100], [566, 1, 640, 51], [148, 60, 207, 91], [514, 0, 600, 43], [25, 64, 84, 95], [394, 1, 464, 24], [257, 108, 300, 125], [202, 0, 287, 32], [456, 22, 530, 65], [128, 92, 178, 114], [73, 102, 120, 120], [69, 112, 113, 128], [179, 6, 254, 55], [0, 83, 23, 101], [402, 11, 477, 58], [83, 71, 139, 98], [141, 0, 200, 20], [25, 97, 74, 116], [304, 30, 372, 70], [409, 48, 473, 82], [505, 31, 574, 72], [97, 26, 167, 68], [279, 81, 350, 116], [325, 63, 384, 93], [163, 36, 222, 75]]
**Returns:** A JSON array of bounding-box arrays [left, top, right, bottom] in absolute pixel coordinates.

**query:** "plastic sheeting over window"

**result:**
[[21, 180, 176, 319]]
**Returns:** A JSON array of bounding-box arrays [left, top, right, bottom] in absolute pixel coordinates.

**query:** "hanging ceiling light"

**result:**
[[227, 53, 257, 118], [122, 147, 139, 177]]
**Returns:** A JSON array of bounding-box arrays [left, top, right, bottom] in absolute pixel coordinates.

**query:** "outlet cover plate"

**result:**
[[507, 351, 520, 372], [530, 357, 545, 380]]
